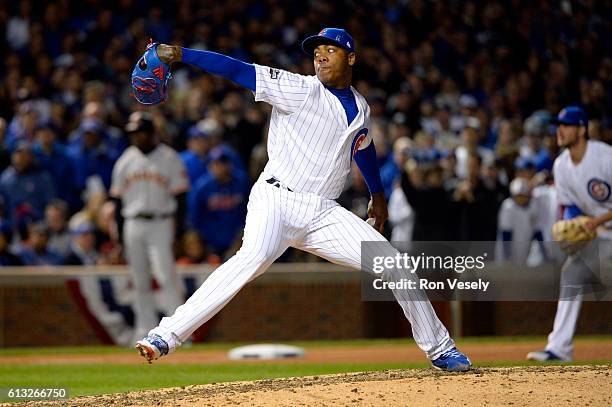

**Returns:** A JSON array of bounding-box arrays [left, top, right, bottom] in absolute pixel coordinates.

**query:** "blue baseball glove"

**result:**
[[131, 40, 172, 105]]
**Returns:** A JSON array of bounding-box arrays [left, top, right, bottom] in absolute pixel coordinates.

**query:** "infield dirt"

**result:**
[[18, 365, 612, 407]]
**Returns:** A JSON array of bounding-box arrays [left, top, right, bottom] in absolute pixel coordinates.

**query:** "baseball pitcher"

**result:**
[[527, 106, 612, 362], [133, 29, 471, 371]]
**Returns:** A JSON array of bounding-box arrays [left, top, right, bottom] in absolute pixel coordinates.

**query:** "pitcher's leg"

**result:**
[[545, 251, 591, 360], [296, 205, 454, 360], [528, 240, 612, 362], [147, 182, 289, 352], [545, 293, 583, 361], [151, 245, 287, 349]]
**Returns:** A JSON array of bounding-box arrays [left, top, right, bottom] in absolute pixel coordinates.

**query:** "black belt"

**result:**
[[266, 177, 293, 192], [130, 213, 173, 221]]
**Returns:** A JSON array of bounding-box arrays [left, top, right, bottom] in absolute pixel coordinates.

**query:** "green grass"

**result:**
[[0, 362, 418, 397]]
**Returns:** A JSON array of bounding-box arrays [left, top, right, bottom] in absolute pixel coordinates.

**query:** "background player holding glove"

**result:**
[[528, 106, 612, 362], [134, 28, 472, 372]]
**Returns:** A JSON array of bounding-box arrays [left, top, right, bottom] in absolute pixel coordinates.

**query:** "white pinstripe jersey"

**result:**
[[253, 64, 372, 199], [110, 144, 190, 217], [553, 140, 612, 238]]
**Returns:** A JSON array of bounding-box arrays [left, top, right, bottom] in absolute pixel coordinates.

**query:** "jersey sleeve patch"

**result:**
[[351, 128, 370, 158], [587, 177, 611, 202], [253, 64, 310, 114]]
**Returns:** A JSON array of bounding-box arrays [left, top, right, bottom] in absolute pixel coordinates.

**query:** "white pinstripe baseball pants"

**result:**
[[545, 239, 612, 360], [150, 174, 454, 359]]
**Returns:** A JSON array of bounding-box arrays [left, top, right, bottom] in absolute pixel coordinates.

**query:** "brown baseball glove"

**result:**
[[551, 216, 597, 254]]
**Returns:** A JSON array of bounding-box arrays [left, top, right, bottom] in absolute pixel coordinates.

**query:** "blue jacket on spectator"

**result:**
[[67, 142, 120, 192], [69, 120, 128, 154], [189, 169, 250, 254], [181, 145, 246, 187], [18, 246, 62, 266], [180, 150, 209, 186], [5, 103, 38, 152], [180, 124, 210, 185], [33, 142, 80, 210], [380, 160, 399, 199], [0, 167, 56, 219]]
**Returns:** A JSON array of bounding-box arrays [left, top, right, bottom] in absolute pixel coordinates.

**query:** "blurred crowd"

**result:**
[[0, 0, 610, 266]]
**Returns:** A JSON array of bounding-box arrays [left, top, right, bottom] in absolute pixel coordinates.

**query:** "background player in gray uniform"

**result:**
[[135, 28, 471, 371], [528, 106, 612, 362], [110, 112, 190, 342]]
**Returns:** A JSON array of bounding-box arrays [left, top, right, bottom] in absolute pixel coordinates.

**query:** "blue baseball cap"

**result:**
[[187, 125, 209, 140], [302, 28, 355, 56], [208, 146, 231, 162], [514, 156, 535, 171], [70, 221, 96, 235], [80, 118, 104, 134], [551, 106, 588, 127]]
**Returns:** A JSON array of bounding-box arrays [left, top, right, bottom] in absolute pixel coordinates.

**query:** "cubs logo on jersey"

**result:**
[[351, 129, 369, 158], [587, 178, 611, 202]]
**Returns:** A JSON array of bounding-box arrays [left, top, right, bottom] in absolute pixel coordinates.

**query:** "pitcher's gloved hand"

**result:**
[[156, 44, 182, 65], [131, 40, 175, 105]]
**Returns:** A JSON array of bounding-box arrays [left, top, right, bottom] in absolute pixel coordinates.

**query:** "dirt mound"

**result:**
[[24, 365, 612, 407]]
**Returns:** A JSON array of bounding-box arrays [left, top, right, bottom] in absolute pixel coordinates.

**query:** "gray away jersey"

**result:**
[[110, 144, 190, 217]]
